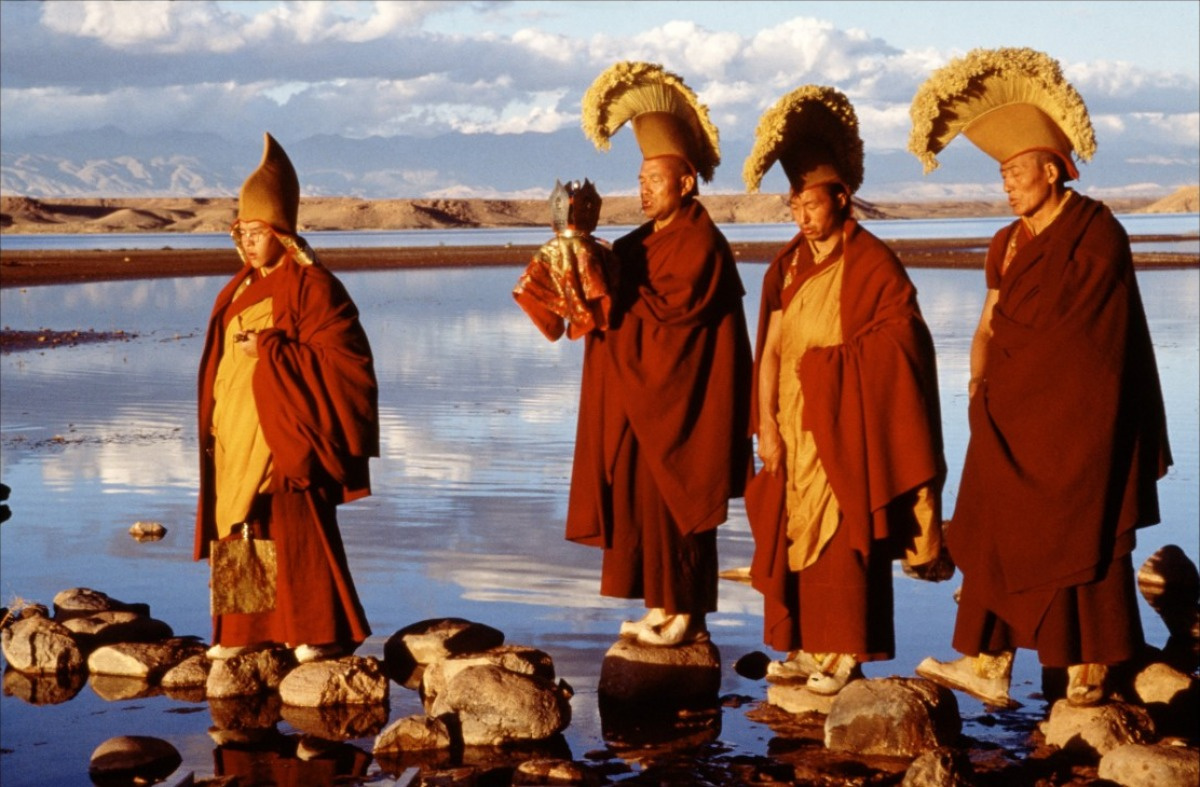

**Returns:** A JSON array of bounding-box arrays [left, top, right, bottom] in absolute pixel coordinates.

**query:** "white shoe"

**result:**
[[206, 644, 249, 660], [805, 653, 862, 695], [293, 642, 346, 663], [619, 608, 666, 638], [916, 652, 1019, 709], [1066, 663, 1109, 707], [766, 650, 823, 680], [635, 613, 710, 647]]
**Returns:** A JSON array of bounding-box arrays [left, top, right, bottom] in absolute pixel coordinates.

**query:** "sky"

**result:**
[[1, 0, 1197, 199]]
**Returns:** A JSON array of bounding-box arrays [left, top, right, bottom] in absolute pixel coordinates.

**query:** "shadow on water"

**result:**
[[1, 264, 1197, 784]]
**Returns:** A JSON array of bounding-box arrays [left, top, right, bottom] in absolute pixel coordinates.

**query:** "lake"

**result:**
[[0, 254, 1197, 784]]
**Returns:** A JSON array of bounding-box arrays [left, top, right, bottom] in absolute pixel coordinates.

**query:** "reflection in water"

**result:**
[[1, 266, 1197, 784]]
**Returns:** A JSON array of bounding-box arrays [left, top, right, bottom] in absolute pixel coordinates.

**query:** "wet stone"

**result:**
[[53, 587, 149, 622], [86, 637, 206, 680], [88, 735, 182, 786], [422, 644, 556, 710], [825, 677, 962, 758], [128, 520, 167, 541], [383, 617, 506, 685], [902, 745, 976, 787], [1041, 699, 1156, 758], [277, 654, 389, 707], [61, 609, 173, 651], [160, 653, 210, 689], [766, 679, 835, 716], [1098, 742, 1200, 786], [374, 714, 453, 754], [512, 757, 597, 785], [598, 636, 721, 705], [430, 663, 572, 746], [206, 646, 294, 698], [1, 615, 84, 674]]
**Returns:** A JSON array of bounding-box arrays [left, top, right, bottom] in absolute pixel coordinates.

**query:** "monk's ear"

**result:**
[[679, 172, 696, 197], [1043, 158, 1061, 185]]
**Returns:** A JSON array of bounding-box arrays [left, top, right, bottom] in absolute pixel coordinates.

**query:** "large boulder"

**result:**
[[88, 735, 182, 786], [1, 615, 84, 674], [278, 655, 389, 707], [430, 663, 572, 746], [598, 637, 721, 705], [422, 645, 556, 710], [383, 618, 505, 686], [160, 653, 211, 689], [1041, 700, 1156, 758], [87, 638, 205, 680], [1098, 743, 1200, 786], [53, 587, 149, 622], [1130, 660, 1200, 738], [206, 647, 294, 698], [825, 678, 961, 757]]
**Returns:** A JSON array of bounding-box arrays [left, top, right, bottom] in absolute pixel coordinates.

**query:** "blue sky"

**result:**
[[1, 0, 1196, 198]]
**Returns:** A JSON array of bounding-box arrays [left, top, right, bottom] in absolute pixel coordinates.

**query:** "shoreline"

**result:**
[[2, 237, 1196, 290]]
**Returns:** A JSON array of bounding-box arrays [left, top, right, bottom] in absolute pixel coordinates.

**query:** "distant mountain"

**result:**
[[1, 127, 1193, 200]]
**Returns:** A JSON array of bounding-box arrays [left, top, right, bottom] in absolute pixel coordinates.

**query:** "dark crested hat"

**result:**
[[581, 61, 721, 182], [743, 85, 863, 195], [908, 47, 1095, 180]]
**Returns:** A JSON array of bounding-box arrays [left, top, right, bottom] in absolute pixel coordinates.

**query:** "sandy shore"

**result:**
[[2, 236, 1195, 291]]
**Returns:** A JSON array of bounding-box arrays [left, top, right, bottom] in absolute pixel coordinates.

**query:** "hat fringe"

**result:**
[[742, 85, 863, 194], [907, 47, 1095, 174], [581, 61, 720, 182]]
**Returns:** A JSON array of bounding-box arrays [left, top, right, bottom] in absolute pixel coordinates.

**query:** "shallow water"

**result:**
[[1, 264, 1197, 785]]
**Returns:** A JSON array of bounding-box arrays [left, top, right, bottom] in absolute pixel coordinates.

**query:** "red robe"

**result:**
[[566, 199, 753, 609], [950, 193, 1171, 665], [747, 220, 945, 654], [195, 253, 378, 647]]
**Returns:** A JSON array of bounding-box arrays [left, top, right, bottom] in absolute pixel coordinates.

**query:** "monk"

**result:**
[[910, 48, 1172, 707], [195, 133, 377, 663], [566, 153, 753, 647]]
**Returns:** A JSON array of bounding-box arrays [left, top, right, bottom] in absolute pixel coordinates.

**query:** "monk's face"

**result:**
[[638, 157, 693, 225], [235, 221, 287, 271], [1001, 151, 1057, 218], [790, 185, 845, 243]]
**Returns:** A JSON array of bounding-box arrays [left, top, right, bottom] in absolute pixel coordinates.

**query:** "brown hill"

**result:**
[[0, 190, 1185, 236]]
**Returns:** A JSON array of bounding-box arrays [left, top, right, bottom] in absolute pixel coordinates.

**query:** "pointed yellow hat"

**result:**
[[581, 61, 721, 182], [238, 132, 300, 233], [908, 47, 1095, 180], [743, 85, 863, 195]]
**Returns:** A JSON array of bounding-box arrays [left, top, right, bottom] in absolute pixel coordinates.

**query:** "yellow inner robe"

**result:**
[[211, 289, 275, 537], [779, 255, 845, 571]]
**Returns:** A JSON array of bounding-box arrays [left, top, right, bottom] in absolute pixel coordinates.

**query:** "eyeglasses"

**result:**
[[232, 227, 272, 244]]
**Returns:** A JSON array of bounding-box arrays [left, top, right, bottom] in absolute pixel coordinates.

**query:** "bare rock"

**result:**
[[278, 655, 389, 707], [598, 636, 721, 705], [281, 701, 389, 740], [86, 637, 206, 680], [1099, 742, 1200, 786], [422, 644, 556, 710], [767, 680, 836, 716], [825, 678, 962, 757], [129, 520, 167, 541], [1041, 699, 1156, 758], [1131, 661, 1200, 740], [383, 618, 505, 686], [375, 714, 454, 753], [52, 587, 149, 621], [61, 610, 173, 651], [160, 653, 211, 689], [513, 757, 597, 785], [88, 735, 181, 785], [431, 663, 572, 746], [902, 745, 976, 787], [206, 647, 294, 698], [1, 615, 84, 674], [2, 668, 85, 705]]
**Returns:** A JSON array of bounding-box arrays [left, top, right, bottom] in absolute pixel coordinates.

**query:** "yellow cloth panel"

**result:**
[[211, 292, 274, 537], [778, 255, 844, 571]]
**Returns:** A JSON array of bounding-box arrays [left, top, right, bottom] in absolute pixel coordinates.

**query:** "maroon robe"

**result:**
[[747, 220, 945, 656], [949, 193, 1171, 666], [566, 199, 753, 613], [195, 252, 378, 647]]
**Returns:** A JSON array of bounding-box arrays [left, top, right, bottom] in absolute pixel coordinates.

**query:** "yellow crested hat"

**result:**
[[581, 61, 721, 182], [743, 85, 863, 195], [908, 47, 1094, 180], [238, 132, 300, 233]]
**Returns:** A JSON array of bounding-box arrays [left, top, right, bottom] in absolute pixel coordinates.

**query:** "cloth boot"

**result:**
[[916, 650, 1018, 709]]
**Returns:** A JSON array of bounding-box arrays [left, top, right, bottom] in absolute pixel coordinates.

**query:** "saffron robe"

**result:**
[[195, 252, 378, 647], [747, 220, 946, 655], [566, 199, 753, 611], [949, 193, 1171, 666]]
